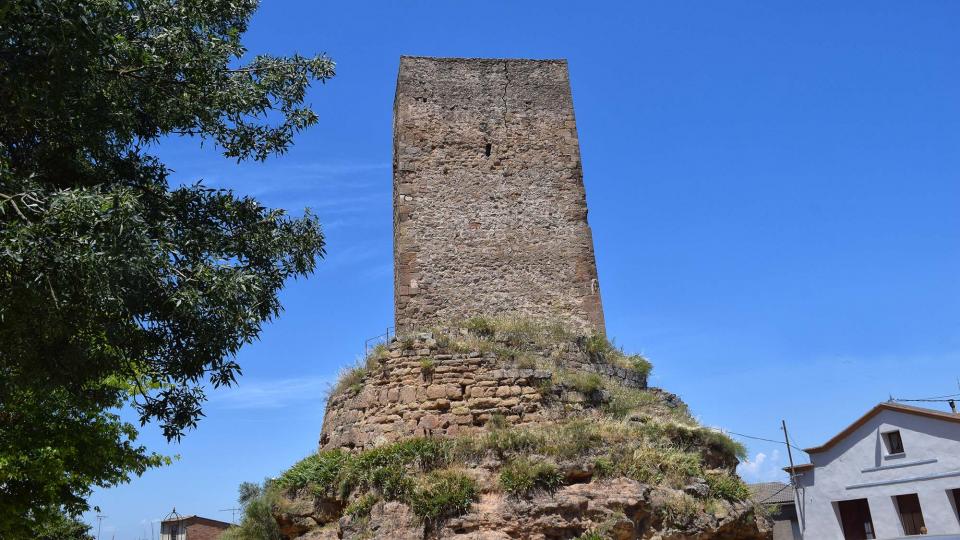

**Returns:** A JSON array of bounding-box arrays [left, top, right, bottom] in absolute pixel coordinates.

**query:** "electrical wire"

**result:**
[[755, 481, 793, 504], [725, 430, 807, 453], [891, 397, 959, 403]]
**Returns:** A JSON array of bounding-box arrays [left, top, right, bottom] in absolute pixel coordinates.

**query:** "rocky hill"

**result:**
[[257, 318, 770, 539]]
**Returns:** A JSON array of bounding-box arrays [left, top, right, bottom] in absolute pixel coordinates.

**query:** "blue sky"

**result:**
[[84, 1, 959, 537]]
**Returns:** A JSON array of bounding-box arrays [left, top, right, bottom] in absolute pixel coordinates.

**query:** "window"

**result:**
[[894, 494, 927, 535], [837, 498, 876, 540], [950, 488, 960, 522], [884, 430, 905, 454]]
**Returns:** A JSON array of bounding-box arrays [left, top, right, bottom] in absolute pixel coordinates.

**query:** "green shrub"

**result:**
[[370, 343, 389, 362], [339, 438, 451, 498], [626, 354, 652, 376], [332, 365, 367, 396], [702, 431, 747, 461], [464, 317, 496, 339], [487, 413, 508, 430], [344, 493, 379, 519], [593, 457, 614, 478], [567, 372, 604, 394], [603, 387, 662, 420], [275, 450, 349, 494], [705, 471, 750, 501], [535, 377, 555, 397], [583, 334, 612, 359], [659, 492, 699, 526], [621, 445, 703, 488], [221, 482, 282, 540], [409, 469, 478, 521], [644, 423, 747, 462], [499, 457, 564, 496], [457, 424, 545, 459], [434, 333, 452, 349], [419, 358, 435, 375], [546, 419, 604, 459]]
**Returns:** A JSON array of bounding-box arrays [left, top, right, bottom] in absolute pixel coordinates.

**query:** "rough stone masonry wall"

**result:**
[[319, 333, 645, 451], [393, 57, 605, 334]]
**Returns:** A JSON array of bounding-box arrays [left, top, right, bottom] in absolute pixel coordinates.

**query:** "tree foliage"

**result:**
[[0, 0, 333, 534], [31, 510, 95, 540], [221, 480, 281, 540]]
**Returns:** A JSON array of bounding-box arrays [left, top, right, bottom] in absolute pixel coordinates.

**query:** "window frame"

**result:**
[[836, 498, 877, 540], [950, 488, 960, 524], [883, 429, 905, 456], [893, 493, 927, 536]]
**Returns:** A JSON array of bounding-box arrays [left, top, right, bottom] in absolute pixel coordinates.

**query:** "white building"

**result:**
[[787, 402, 960, 539]]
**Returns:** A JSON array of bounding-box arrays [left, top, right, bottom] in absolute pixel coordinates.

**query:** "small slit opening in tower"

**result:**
[[484, 143, 492, 157]]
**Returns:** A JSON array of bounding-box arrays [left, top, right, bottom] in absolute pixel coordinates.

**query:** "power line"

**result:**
[[892, 397, 958, 403], [726, 430, 807, 453], [755, 480, 792, 504]]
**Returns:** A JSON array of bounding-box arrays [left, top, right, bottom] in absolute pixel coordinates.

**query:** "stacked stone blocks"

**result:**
[[393, 57, 605, 334], [319, 330, 646, 451]]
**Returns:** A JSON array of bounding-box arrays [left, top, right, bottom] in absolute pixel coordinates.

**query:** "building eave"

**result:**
[[804, 402, 960, 454]]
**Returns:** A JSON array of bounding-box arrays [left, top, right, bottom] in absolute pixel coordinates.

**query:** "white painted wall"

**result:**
[[794, 409, 960, 539]]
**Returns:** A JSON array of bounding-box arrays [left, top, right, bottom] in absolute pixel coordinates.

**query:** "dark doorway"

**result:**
[[894, 493, 926, 535], [837, 498, 876, 540]]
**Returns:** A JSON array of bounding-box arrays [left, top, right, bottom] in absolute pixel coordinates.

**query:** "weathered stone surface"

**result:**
[[281, 476, 770, 539], [393, 57, 605, 334], [290, 57, 764, 540], [318, 333, 647, 451]]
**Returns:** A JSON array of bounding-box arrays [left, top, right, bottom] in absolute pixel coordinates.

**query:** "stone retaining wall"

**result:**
[[318, 333, 646, 450]]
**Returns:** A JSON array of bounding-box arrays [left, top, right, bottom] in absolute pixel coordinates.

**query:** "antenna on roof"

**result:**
[[220, 507, 241, 524]]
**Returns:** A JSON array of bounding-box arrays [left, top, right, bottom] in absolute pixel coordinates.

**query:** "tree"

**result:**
[[0, 1, 334, 535], [221, 480, 281, 540], [32, 510, 95, 540]]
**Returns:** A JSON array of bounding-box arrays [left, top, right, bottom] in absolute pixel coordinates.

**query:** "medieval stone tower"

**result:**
[[393, 56, 604, 333], [295, 58, 764, 539]]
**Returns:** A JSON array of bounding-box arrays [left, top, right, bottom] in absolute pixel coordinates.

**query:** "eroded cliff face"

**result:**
[[269, 320, 770, 540], [279, 478, 770, 540]]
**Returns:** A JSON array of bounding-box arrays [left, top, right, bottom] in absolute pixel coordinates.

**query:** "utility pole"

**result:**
[[96, 514, 108, 540], [782, 420, 803, 539]]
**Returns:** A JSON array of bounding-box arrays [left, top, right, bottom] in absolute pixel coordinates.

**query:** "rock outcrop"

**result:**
[[269, 320, 771, 539]]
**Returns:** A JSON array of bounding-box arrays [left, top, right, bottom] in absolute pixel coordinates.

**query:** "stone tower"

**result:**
[[393, 56, 605, 333]]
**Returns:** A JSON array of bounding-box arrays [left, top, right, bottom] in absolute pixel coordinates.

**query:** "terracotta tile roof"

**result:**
[[748, 482, 795, 505], [161, 515, 232, 528]]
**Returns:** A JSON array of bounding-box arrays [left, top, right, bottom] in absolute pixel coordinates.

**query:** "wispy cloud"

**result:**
[[208, 376, 336, 410], [166, 158, 391, 219], [737, 449, 787, 483]]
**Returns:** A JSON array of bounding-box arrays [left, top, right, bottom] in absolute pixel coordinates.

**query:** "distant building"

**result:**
[[786, 402, 960, 539], [159, 515, 232, 540], [750, 481, 800, 539]]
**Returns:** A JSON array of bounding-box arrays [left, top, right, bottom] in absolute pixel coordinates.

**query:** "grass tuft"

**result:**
[[705, 470, 750, 501], [419, 357, 435, 376], [499, 457, 564, 496], [409, 469, 478, 522]]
